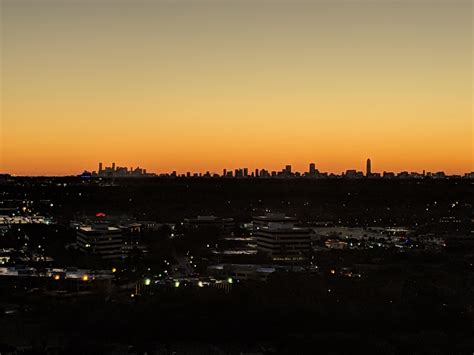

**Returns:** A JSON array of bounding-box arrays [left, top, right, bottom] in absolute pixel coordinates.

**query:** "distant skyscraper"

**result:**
[[98, 162, 103, 174], [366, 159, 372, 177], [112, 162, 116, 171], [309, 163, 316, 175]]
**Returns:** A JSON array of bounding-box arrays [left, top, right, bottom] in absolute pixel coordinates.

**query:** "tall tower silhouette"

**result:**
[[366, 158, 372, 177]]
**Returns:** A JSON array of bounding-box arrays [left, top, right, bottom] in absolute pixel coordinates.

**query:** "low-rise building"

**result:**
[[255, 224, 312, 261], [77, 223, 124, 259], [207, 264, 277, 282], [253, 213, 298, 230], [183, 216, 234, 231], [252, 213, 311, 261]]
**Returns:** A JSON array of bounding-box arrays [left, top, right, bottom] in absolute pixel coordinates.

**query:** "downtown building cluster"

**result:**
[[89, 162, 156, 178], [83, 159, 474, 180]]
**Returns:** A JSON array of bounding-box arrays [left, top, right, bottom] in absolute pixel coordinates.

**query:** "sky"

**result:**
[[1, 0, 472, 176]]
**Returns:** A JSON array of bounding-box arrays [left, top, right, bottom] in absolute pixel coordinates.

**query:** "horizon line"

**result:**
[[3, 169, 473, 178]]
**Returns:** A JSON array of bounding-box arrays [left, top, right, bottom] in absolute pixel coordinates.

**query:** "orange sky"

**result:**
[[1, 0, 472, 176]]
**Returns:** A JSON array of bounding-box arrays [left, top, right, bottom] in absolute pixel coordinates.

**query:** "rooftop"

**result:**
[[254, 213, 297, 222], [79, 225, 121, 232]]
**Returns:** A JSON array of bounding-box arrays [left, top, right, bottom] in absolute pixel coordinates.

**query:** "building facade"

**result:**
[[253, 214, 311, 261], [77, 223, 124, 259]]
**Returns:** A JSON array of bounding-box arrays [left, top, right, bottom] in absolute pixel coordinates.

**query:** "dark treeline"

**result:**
[[1, 177, 473, 354], [1, 178, 471, 225], [4, 265, 473, 354]]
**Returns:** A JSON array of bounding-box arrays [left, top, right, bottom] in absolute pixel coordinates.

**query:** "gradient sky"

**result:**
[[1, 0, 472, 176]]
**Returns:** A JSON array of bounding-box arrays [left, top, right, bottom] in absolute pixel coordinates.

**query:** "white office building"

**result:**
[[253, 214, 311, 261], [77, 223, 124, 259]]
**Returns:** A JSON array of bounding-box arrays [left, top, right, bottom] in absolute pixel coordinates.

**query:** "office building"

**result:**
[[255, 223, 312, 261], [253, 213, 311, 261], [253, 213, 298, 230], [183, 216, 235, 232], [77, 223, 124, 259]]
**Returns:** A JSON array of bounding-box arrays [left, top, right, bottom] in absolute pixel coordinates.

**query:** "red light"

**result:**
[[96, 212, 106, 217]]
